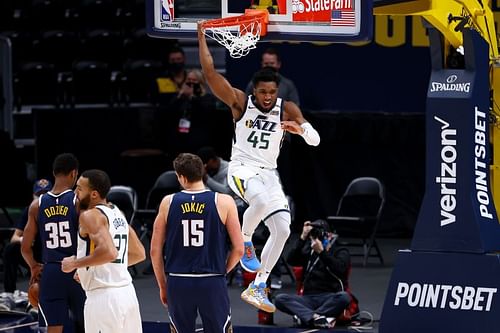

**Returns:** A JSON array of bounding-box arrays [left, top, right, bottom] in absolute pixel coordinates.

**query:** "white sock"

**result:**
[[243, 232, 253, 243], [254, 270, 270, 285]]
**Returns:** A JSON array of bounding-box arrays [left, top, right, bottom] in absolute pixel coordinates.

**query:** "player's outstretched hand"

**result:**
[[197, 21, 206, 36], [281, 120, 303, 135]]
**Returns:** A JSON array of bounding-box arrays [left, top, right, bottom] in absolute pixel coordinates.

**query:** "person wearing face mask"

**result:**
[[156, 46, 188, 105], [165, 69, 218, 156]]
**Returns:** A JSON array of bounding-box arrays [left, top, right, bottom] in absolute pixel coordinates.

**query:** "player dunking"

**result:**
[[21, 153, 85, 333], [150, 153, 244, 333], [198, 23, 320, 312], [62, 169, 145, 333]]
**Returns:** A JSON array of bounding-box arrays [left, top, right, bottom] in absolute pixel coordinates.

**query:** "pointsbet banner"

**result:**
[[411, 29, 500, 253], [380, 28, 500, 333], [380, 251, 500, 332]]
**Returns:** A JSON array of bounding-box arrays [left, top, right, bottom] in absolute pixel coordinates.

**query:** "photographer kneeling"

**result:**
[[274, 220, 351, 329]]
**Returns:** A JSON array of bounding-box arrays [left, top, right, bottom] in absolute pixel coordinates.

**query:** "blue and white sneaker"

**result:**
[[240, 241, 261, 272], [241, 282, 276, 313]]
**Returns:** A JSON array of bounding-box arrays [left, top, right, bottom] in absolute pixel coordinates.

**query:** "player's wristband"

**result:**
[[300, 122, 320, 146]]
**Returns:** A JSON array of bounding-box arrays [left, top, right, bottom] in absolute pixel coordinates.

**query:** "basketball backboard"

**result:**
[[146, 0, 372, 42]]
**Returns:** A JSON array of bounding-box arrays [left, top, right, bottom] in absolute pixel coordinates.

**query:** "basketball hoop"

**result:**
[[201, 9, 269, 58]]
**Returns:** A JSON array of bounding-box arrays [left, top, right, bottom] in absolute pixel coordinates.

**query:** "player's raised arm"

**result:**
[[198, 21, 246, 119]]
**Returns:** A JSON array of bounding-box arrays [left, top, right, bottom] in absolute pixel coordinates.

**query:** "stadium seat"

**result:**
[[77, 0, 119, 30], [135, 170, 180, 242], [34, 30, 81, 71], [123, 28, 177, 61], [120, 59, 163, 105], [117, 0, 146, 32], [106, 185, 140, 275], [0, 1, 21, 31], [69, 60, 113, 106], [25, 0, 70, 30], [0, 31, 34, 69], [14, 61, 61, 108], [107, 185, 138, 225], [327, 177, 385, 266], [81, 29, 123, 70]]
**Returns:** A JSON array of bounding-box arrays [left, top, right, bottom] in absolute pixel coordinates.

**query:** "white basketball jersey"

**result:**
[[77, 204, 132, 291], [231, 96, 285, 169]]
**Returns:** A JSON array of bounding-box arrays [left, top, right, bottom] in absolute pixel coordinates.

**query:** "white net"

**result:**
[[203, 19, 262, 58]]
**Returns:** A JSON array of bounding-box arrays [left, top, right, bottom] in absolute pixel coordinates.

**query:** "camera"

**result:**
[[193, 83, 202, 96], [308, 220, 328, 241], [186, 82, 202, 96]]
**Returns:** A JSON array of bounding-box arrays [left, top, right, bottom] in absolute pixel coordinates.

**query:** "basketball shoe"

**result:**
[[240, 241, 261, 272], [241, 282, 276, 313]]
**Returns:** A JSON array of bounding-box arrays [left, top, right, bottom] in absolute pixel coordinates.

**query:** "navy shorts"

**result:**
[[38, 263, 86, 329], [167, 275, 232, 333]]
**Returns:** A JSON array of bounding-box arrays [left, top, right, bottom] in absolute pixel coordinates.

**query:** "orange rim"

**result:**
[[201, 9, 268, 36]]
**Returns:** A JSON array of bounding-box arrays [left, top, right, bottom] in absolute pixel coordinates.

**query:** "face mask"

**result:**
[[170, 62, 185, 73]]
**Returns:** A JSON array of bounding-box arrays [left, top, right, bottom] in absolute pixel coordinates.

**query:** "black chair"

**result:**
[[14, 61, 61, 109], [69, 60, 113, 105], [118, 0, 146, 32], [136, 170, 181, 241], [0, 31, 35, 68], [82, 29, 123, 70], [25, 0, 70, 30], [0, 1, 21, 31], [327, 177, 385, 266], [123, 28, 177, 61], [77, 0, 119, 30], [34, 30, 81, 71], [106, 185, 140, 275], [106, 185, 138, 225], [120, 59, 163, 105], [145, 170, 181, 211]]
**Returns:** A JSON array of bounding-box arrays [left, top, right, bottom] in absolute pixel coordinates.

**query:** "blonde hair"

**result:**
[[187, 69, 207, 96]]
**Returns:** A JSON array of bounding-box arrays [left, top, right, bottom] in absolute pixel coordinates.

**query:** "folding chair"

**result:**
[[327, 177, 385, 266], [106, 185, 140, 275], [135, 170, 181, 242], [106, 185, 138, 225]]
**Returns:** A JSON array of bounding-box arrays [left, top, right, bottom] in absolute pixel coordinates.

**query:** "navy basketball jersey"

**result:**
[[164, 190, 228, 274], [38, 190, 79, 263]]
